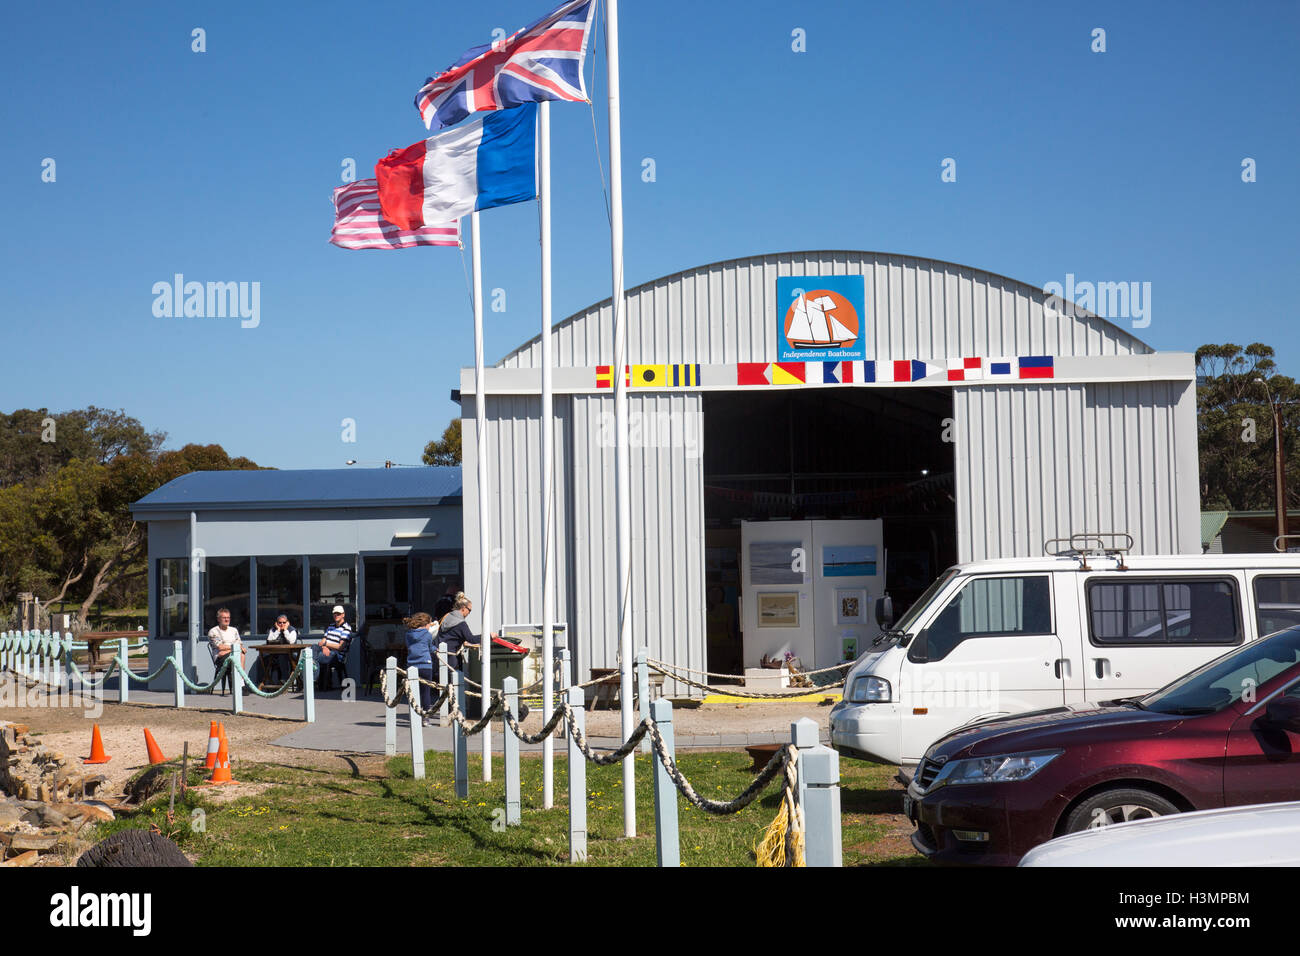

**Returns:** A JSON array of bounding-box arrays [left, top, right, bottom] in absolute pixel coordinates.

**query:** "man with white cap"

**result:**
[[315, 605, 353, 689]]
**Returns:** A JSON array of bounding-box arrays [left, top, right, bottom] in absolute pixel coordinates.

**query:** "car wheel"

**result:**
[[1064, 788, 1180, 833]]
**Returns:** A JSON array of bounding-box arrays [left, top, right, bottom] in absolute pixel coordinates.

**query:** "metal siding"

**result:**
[[954, 382, 1199, 561], [564, 393, 705, 694], [499, 251, 1152, 369], [462, 396, 572, 655]]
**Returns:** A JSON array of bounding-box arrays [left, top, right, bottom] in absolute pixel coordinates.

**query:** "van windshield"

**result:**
[[889, 568, 961, 636], [1140, 626, 1300, 715]]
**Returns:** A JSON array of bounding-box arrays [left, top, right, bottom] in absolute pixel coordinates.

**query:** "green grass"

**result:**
[[93, 751, 921, 866]]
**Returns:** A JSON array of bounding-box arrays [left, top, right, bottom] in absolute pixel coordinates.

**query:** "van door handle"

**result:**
[[1093, 658, 1110, 679], [1053, 659, 1071, 679]]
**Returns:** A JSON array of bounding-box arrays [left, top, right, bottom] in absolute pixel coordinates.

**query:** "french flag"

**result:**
[[376, 103, 537, 229]]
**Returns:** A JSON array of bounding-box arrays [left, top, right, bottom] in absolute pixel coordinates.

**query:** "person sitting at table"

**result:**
[[265, 614, 298, 684], [403, 612, 439, 725], [315, 605, 353, 689]]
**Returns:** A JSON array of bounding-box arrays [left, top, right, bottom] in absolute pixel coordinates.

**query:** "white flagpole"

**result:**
[[539, 100, 556, 809], [472, 209, 493, 780], [606, 0, 635, 838]]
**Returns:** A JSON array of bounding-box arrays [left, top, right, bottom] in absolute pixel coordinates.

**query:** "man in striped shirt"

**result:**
[[315, 605, 352, 689]]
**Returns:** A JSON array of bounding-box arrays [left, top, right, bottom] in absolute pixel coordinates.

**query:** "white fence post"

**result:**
[[453, 668, 468, 799], [438, 642, 449, 724], [637, 647, 650, 753], [118, 637, 130, 703], [231, 655, 244, 712], [173, 641, 185, 708], [384, 656, 397, 755], [504, 676, 521, 826], [791, 717, 842, 867], [650, 697, 680, 867], [567, 685, 587, 863], [302, 650, 314, 723], [558, 647, 571, 691], [409, 673, 426, 781]]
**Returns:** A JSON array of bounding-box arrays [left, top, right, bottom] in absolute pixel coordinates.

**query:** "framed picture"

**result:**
[[835, 587, 868, 625], [822, 545, 878, 577], [757, 592, 799, 627]]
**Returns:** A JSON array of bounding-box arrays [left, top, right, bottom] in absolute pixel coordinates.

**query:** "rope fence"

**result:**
[[374, 650, 843, 867]]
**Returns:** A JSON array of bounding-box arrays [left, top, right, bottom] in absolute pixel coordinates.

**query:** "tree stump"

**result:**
[[76, 830, 192, 867]]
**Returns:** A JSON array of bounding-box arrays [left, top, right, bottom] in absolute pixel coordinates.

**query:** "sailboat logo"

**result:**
[[782, 290, 859, 350]]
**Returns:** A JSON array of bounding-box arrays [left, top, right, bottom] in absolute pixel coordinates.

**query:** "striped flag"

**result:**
[[329, 180, 458, 250]]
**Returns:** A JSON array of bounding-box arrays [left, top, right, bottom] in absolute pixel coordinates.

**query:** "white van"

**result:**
[[828, 545, 1300, 767]]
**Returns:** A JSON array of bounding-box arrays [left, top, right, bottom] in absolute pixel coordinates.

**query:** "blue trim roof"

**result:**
[[131, 468, 462, 514]]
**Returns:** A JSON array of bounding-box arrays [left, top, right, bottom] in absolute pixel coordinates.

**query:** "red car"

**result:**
[[906, 625, 1300, 865]]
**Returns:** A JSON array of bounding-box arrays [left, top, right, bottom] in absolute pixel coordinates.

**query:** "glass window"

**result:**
[[158, 559, 189, 639], [205, 557, 251, 634], [1254, 576, 1300, 636], [310, 556, 356, 632], [415, 555, 462, 613], [256, 556, 303, 633], [1143, 628, 1300, 714], [915, 576, 1052, 662], [1088, 578, 1241, 646]]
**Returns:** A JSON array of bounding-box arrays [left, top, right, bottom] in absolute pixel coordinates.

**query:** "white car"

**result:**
[[1019, 801, 1300, 867]]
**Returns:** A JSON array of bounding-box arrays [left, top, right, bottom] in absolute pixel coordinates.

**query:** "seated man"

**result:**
[[207, 607, 245, 694], [315, 605, 352, 689], [265, 614, 299, 684]]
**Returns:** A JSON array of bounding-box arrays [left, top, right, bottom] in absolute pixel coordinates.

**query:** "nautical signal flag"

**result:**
[[947, 358, 983, 381], [876, 360, 940, 383], [596, 364, 700, 388], [375, 103, 537, 229], [989, 356, 1056, 379], [596, 365, 629, 388], [821, 361, 872, 384]]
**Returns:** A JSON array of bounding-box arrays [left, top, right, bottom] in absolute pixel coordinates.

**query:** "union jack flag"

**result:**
[[414, 0, 596, 130]]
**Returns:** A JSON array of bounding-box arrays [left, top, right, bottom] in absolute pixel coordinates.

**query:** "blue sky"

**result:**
[[2, 0, 1297, 469]]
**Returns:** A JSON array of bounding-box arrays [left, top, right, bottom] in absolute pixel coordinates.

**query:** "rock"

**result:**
[[51, 802, 114, 823], [0, 850, 38, 867], [76, 830, 192, 868], [0, 803, 25, 826], [80, 802, 115, 822], [37, 806, 69, 828], [36, 783, 51, 803], [10, 724, 29, 737], [10, 832, 58, 852]]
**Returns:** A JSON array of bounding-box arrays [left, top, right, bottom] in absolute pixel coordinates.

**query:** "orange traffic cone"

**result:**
[[143, 728, 168, 765], [83, 724, 111, 765], [199, 735, 237, 785], [204, 721, 220, 770]]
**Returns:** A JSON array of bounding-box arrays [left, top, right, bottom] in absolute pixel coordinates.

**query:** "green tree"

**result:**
[[1196, 343, 1300, 512], [0, 406, 163, 487], [423, 419, 462, 466]]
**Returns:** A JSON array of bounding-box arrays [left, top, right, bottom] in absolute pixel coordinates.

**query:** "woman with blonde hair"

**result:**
[[404, 611, 439, 724]]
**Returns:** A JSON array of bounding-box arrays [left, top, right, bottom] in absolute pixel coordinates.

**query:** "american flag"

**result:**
[[414, 0, 596, 130], [329, 180, 458, 250]]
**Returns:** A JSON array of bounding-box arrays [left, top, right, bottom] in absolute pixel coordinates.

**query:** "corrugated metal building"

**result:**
[[460, 251, 1199, 690]]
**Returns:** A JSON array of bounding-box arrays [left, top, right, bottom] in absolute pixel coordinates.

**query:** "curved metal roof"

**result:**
[[498, 249, 1154, 368]]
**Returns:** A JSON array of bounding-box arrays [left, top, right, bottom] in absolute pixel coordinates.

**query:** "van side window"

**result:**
[[917, 576, 1052, 662], [1087, 578, 1241, 646], [1252, 576, 1300, 637]]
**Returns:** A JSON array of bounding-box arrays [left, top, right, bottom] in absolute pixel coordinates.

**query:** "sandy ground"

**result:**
[[0, 693, 835, 798]]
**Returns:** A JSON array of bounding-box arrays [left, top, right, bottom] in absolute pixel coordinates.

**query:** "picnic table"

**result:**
[[253, 642, 308, 690], [79, 632, 130, 673]]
